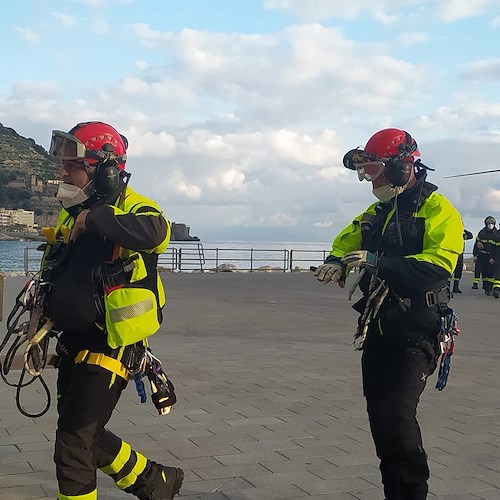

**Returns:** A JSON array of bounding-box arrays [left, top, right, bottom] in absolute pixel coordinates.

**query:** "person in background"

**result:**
[[472, 216, 497, 294], [313, 128, 463, 500], [44, 121, 183, 500], [492, 223, 500, 298], [451, 228, 473, 293]]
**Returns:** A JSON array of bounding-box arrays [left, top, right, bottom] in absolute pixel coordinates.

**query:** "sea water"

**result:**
[[0, 239, 332, 275]]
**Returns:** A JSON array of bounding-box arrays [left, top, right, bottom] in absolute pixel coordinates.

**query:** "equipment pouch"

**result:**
[[104, 286, 160, 348]]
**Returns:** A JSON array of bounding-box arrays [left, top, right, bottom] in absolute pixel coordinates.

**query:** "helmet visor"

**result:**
[[49, 131, 87, 160]]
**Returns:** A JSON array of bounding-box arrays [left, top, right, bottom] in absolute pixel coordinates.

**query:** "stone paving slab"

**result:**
[[1, 271, 500, 499]]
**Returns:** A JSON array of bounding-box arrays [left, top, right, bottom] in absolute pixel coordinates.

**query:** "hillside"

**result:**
[[0, 123, 198, 240], [0, 123, 61, 226]]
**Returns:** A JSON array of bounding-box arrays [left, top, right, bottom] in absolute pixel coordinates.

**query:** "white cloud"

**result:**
[[264, 0, 500, 23], [256, 212, 300, 227], [439, 0, 491, 22], [313, 221, 334, 228], [15, 27, 41, 43], [207, 168, 246, 192], [91, 19, 112, 35], [50, 12, 77, 27], [462, 58, 500, 81], [2, 7, 500, 241], [126, 129, 176, 158], [135, 60, 149, 70], [268, 129, 339, 167], [398, 31, 429, 46]]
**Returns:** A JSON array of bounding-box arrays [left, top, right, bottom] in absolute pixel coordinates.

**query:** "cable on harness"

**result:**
[[0, 274, 58, 417], [128, 347, 177, 415], [435, 307, 460, 391], [348, 268, 390, 351]]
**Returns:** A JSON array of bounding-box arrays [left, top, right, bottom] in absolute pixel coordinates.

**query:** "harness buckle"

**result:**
[[425, 290, 437, 307], [425, 286, 451, 308]]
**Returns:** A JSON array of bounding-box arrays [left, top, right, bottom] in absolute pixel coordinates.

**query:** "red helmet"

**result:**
[[363, 128, 420, 159], [50, 121, 128, 169]]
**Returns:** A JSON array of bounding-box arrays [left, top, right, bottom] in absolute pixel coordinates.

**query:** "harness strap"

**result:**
[[74, 349, 129, 381], [401, 286, 451, 309]]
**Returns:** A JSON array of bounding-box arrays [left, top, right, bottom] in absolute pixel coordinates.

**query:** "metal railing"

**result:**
[[17, 245, 477, 275], [20, 242, 330, 274], [157, 243, 331, 272]]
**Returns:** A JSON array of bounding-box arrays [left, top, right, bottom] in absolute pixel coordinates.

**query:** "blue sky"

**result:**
[[1, 0, 500, 242]]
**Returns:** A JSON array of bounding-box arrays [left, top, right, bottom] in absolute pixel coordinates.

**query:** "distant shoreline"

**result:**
[[0, 232, 44, 242], [0, 232, 200, 243]]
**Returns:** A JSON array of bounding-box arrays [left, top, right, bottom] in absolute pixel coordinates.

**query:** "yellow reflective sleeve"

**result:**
[[112, 188, 170, 254], [328, 203, 378, 258], [406, 193, 463, 274]]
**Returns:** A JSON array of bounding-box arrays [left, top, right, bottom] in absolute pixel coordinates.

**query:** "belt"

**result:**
[[74, 349, 130, 380], [401, 286, 451, 309]]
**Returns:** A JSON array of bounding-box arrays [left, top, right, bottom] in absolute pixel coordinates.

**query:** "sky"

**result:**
[[1, 0, 500, 244]]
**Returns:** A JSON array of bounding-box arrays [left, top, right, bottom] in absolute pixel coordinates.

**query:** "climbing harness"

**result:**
[[74, 342, 177, 416], [435, 307, 460, 391], [0, 274, 57, 417]]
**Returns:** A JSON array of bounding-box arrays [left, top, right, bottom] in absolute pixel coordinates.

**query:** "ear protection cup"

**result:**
[[383, 132, 417, 186], [93, 162, 121, 196], [384, 158, 413, 186]]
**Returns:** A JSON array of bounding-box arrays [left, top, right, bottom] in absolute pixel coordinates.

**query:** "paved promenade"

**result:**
[[1, 271, 500, 500]]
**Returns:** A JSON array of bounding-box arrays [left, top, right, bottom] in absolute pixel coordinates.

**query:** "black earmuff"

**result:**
[[92, 143, 121, 196], [384, 158, 413, 186], [383, 132, 417, 186], [93, 162, 121, 196]]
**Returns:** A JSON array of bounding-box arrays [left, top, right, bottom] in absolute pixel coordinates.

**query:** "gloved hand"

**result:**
[[313, 263, 345, 287], [341, 250, 378, 272]]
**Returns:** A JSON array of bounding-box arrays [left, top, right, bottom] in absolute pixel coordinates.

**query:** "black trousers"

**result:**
[[453, 253, 464, 282], [362, 321, 438, 500], [55, 352, 158, 497], [474, 254, 494, 291]]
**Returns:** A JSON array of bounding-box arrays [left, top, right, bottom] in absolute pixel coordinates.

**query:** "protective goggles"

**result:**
[[343, 148, 386, 182], [49, 131, 87, 161]]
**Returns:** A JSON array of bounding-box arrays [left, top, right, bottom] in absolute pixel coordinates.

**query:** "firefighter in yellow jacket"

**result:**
[[314, 129, 463, 500], [44, 121, 183, 500]]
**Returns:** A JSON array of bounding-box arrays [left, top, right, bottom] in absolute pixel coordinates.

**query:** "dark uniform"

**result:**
[[451, 229, 473, 293], [324, 170, 463, 499], [472, 218, 496, 294], [492, 228, 500, 298]]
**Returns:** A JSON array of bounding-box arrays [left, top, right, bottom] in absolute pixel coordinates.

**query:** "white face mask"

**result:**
[[372, 184, 405, 202], [487, 223, 495, 230], [56, 182, 90, 209]]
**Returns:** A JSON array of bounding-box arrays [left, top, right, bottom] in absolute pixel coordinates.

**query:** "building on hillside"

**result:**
[[6, 179, 26, 189], [0, 208, 35, 228], [29, 173, 44, 192], [46, 179, 62, 194]]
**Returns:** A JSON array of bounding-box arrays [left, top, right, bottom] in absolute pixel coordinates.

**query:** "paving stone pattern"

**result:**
[[1, 272, 500, 499]]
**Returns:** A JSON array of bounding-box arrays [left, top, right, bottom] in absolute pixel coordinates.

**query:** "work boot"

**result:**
[[137, 466, 184, 500], [485, 290, 492, 296], [471, 283, 478, 289], [494, 289, 500, 299], [453, 286, 462, 294]]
